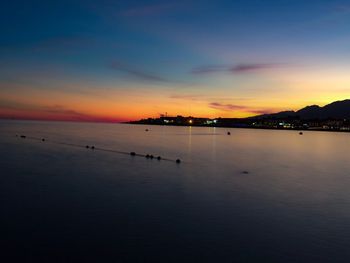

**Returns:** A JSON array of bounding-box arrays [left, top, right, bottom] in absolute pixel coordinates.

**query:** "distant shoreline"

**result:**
[[2, 118, 349, 133], [126, 122, 350, 133]]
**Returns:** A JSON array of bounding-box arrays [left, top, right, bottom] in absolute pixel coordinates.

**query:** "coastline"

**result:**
[[126, 122, 350, 133], [2, 118, 349, 134]]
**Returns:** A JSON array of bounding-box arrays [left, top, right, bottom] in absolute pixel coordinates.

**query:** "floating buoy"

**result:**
[[15, 135, 180, 164], [145, 129, 149, 132], [242, 171, 249, 174], [299, 132, 303, 135], [227, 131, 231, 135]]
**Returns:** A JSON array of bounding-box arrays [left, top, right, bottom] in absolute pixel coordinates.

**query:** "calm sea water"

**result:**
[[1, 120, 350, 262]]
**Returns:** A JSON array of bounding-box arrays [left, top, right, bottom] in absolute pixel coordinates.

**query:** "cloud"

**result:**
[[41, 105, 89, 117], [0, 101, 122, 122], [230, 63, 280, 73], [191, 65, 229, 74], [120, 3, 179, 17], [192, 63, 284, 75], [209, 102, 247, 111], [109, 61, 167, 82], [209, 102, 273, 115], [249, 109, 275, 115]]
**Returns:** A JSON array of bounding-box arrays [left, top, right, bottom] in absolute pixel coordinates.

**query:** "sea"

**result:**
[[1, 120, 350, 262]]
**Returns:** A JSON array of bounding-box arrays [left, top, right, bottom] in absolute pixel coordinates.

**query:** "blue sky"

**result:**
[[1, 0, 350, 121]]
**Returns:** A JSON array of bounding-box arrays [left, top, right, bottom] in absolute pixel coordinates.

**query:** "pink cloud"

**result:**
[[0, 101, 124, 123], [209, 102, 273, 115]]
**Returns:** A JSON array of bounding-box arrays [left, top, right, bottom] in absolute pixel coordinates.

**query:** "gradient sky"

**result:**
[[1, 0, 350, 122]]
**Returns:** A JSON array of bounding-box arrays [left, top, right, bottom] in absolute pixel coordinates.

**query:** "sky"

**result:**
[[1, 0, 350, 122]]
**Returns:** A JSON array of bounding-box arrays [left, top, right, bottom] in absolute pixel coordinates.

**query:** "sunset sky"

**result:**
[[1, 0, 350, 122]]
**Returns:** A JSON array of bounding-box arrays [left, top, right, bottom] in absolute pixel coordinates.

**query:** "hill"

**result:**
[[253, 99, 350, 120]]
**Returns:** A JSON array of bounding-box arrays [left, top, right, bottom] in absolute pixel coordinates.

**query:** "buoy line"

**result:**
[[15, 134, 182, 164]]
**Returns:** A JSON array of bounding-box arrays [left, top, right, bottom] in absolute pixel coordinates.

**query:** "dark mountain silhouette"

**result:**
[[253, 99, 350, 119], [254, 110, 296, 119]]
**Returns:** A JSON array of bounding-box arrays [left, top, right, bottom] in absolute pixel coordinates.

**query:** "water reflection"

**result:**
[[187, 126, 192, 156]]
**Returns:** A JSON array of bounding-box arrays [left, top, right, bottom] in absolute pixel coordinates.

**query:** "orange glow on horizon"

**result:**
[[1, 72, 350, 123]]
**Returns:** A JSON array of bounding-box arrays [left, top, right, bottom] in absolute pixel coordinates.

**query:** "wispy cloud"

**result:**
[[249, 109, 275, 115], [209, 102, 247, 111], [0, 100, 122, 122], [120, 3, 179, 17], [191, 65, 228, 74], [41, 105, 89, 117], [109, 61, 167, 82], [231, 63, 281, 73], [192, 63, 284, 74], [209, 102, 274, 115]]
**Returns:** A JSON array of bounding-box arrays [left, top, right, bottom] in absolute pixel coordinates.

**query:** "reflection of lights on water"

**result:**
[[188, 126, 192, 154]]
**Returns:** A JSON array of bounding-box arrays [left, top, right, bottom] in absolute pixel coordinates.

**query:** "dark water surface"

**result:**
[[1, 120, 350, 262]]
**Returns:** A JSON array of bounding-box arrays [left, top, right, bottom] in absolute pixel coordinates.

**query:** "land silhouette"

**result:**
[[130, 99, 350, 132], [254, 99, 350, 119]]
